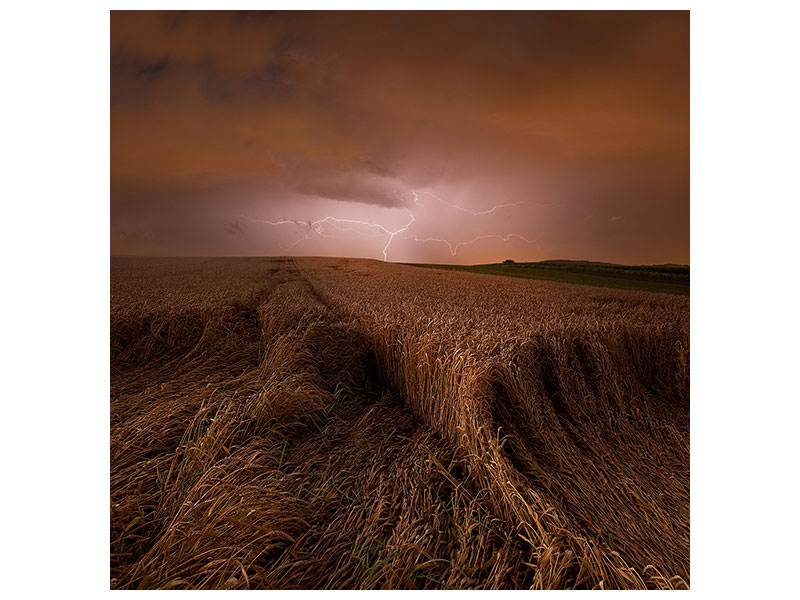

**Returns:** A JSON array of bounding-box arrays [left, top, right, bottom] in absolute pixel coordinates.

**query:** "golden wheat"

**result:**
[[110, 256, 688, 589]]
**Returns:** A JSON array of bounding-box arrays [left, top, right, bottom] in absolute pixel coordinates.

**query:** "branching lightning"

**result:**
[[409, 189, 526, 215], [402, 232, 538, 256], [239, 212, 416, 261], [239, 189, 536, 261]]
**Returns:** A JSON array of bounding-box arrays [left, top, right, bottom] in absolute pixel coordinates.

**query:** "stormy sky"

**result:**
[[111, 11, 689, 264]]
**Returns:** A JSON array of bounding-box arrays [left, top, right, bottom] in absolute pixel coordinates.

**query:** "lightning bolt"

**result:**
[[239, 189, 538, 261], [239, 212, 416, 261], [407, 189, 527, 215], [401, 232, 538, 256]]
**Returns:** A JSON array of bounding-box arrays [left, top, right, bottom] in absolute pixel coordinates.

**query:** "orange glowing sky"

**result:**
[[111, 11, 688, 264]]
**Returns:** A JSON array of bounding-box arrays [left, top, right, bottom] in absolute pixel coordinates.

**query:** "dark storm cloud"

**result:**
[[111, 11, 688, 263], [135, 58, 170, 79]]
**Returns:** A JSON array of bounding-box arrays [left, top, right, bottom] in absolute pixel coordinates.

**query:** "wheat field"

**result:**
[[110, 256, 689, 590]]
